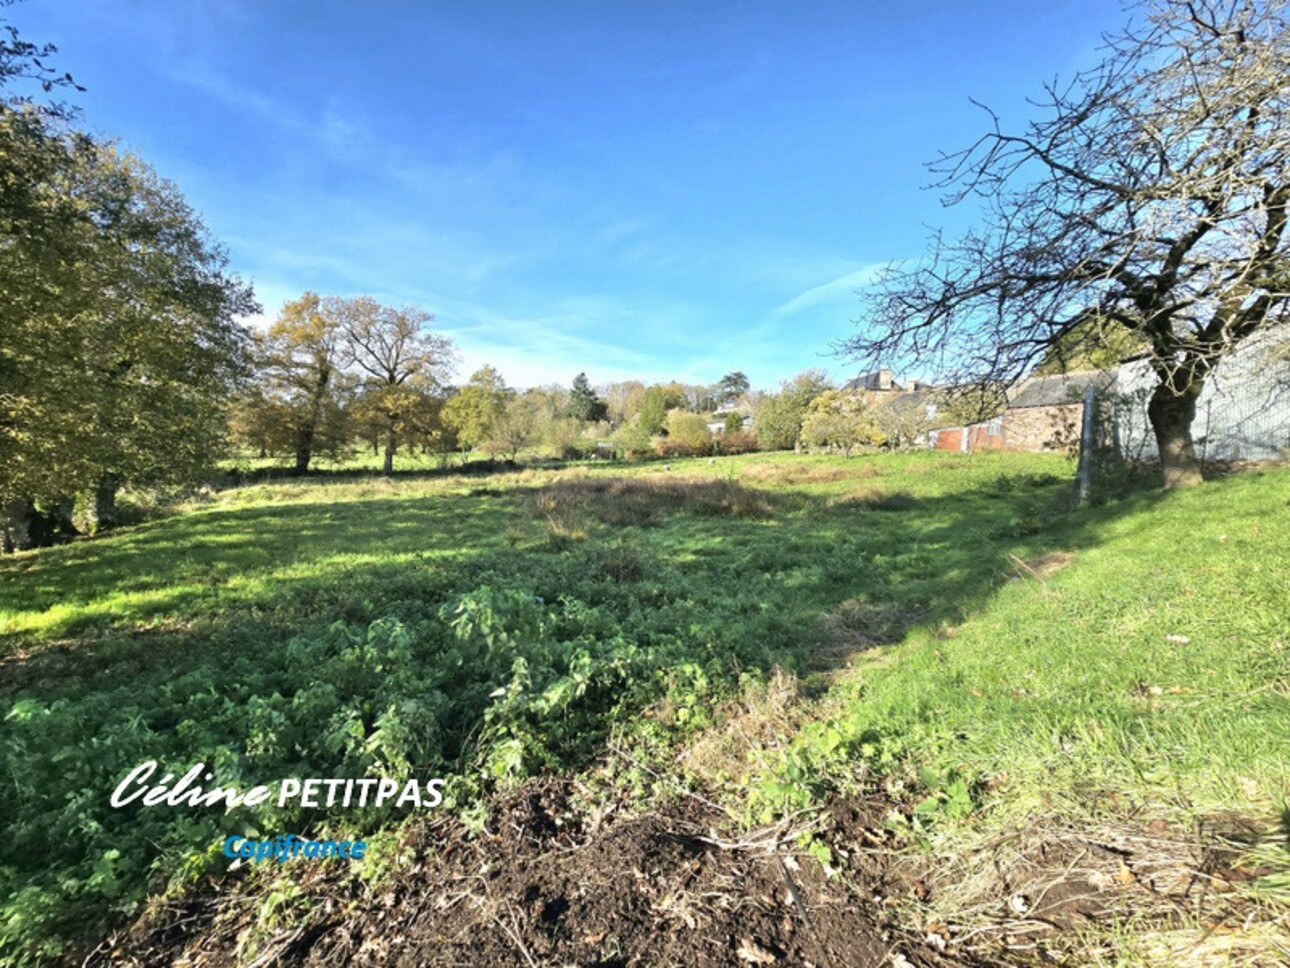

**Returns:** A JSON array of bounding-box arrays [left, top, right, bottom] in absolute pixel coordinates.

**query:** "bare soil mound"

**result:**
[[86, 782, 967, 968], [80, 782, 1283, 966]]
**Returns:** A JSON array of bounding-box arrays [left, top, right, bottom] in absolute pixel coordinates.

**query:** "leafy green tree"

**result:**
[[255, 292, 353, 473], [564, 372, 608, 422], [715, 371, 750, 407], [801, 389, 879, 457], [638, 385, 670, 435], [443, 366, 509, 458], [1032, 312, 1148, 376], [611, 416, 655, 459], [484, 390, 542, 461], [661, 410, 714, 456], [754, 369, 833, 451], [227, 387, 294, 459], [1, 112, 256, 547]]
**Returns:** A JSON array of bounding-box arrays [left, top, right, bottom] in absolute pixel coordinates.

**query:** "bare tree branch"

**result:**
[[839, 0, 1290, 487]]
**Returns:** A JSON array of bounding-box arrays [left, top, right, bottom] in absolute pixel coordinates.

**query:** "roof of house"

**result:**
[[843, 369, 900, 392], [1008, 370, 1114, 409], [881, 389, 935, 416]]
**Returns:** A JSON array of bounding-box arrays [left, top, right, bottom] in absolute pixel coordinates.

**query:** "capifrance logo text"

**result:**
[[223, 833, 366, 864], [110, 760, 445, 810]]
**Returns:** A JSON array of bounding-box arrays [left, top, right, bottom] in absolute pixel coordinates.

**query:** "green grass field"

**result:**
[[1, 450, 1287, 964]]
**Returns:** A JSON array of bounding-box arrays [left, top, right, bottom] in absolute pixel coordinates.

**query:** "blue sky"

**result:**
[[16, 0, 1124, 391]]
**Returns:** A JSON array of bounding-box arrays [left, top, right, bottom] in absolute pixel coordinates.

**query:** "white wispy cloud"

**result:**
[[773, 263, 886, 317]]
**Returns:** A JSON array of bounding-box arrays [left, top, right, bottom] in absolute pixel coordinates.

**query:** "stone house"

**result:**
[[930, 371, 1112, 453], [929, 328, 1290, 458]]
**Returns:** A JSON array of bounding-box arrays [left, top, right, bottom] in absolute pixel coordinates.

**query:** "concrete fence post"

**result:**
[[1077, 385, 1097, 504]]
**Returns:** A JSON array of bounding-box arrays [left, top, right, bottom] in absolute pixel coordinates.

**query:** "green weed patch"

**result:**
[[2, 452, 1285, 964]]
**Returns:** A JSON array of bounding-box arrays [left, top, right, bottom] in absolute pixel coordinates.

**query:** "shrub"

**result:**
[[716, 430, 758, 455], [661, 411, 713, 456]]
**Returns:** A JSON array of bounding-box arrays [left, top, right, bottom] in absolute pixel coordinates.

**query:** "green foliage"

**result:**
[[638, 386, 670, 435], [715, 371, 750, 408], [1, 579, 748, 961], [443, 366, 509, 454], [747, 462, 1290, 848], [564, 372, 608, 423], [245, 292, 353, 472], [659, 410, 713, 457], [800, 389, 881, 456], [3, 452, 1287, 961], [754, 369, 833, 451], [611, 417, 655, 459], [0, 110, 257, 515], [542, 416, 589, 460], [483, 391, 540, 461], [1032, 312, 1146, 375]]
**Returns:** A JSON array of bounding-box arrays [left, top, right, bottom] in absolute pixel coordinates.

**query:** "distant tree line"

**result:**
[[0, 8, 930, 554], [230, 341, 941, 473]]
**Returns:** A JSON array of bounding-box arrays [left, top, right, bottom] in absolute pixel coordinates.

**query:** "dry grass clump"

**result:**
[[739, 462, 876, 485], [817, 599, 917, 665], [527, 476, 773, 531], [907, 813, 1290, 966], [827, 485, 918, 512], [678, 667, 806, 790]]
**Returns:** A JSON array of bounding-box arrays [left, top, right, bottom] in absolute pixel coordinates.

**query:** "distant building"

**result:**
[[844, 369, 900, 392], [927, 329, 1290, 459], [707, 412, 753, 436]]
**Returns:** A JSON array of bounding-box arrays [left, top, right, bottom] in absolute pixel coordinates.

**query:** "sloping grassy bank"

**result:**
[[735, 464, 1290, 962]]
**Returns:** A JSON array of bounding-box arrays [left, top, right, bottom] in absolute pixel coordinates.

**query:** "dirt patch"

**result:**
[[72, 786, 1290, 967], [84, 782, 968, 968], [1010, 551, 1073, 582]]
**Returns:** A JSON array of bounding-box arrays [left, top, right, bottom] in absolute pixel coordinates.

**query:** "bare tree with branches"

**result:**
[[841, 0, 1290, 487], [328, 295, 456, 475]]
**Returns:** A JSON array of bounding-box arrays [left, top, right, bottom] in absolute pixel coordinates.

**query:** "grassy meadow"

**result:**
[[1, 450, 1287, 964]]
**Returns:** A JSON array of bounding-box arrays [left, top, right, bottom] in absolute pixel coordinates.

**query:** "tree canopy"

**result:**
[[564, 372, 608, 423], [256, 292, 351, 473], [842, 0, 1290, 487], [328, 296, 456, 474], [1, 106, 257, 546], [443, 366, 509, 456]]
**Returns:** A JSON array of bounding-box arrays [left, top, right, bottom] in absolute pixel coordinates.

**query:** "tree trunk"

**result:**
[[294, 427, 314, 475], [2, 499, 32, 553], [2, 497, 79, 551], [92, 475, 120, 532], [1147, 382, 1204, 489], [383, 433, 396, 476]]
